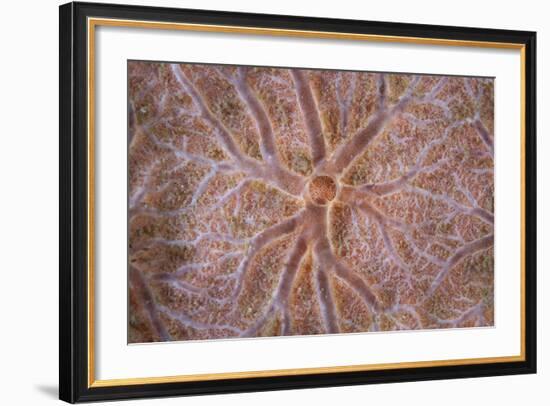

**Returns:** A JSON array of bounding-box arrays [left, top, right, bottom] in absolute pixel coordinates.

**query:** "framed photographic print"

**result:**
[[59, 1, 537, 403]]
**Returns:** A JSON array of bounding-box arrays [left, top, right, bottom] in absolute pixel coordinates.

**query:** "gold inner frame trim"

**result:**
[[87, 17, 527, 388]]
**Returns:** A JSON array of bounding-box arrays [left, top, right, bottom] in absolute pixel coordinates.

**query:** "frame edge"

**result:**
[[59, 1, 75, 403], [523, 30, 537, 375]]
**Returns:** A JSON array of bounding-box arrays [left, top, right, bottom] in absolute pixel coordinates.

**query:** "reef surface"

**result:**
[[128, 62, 494, 343]]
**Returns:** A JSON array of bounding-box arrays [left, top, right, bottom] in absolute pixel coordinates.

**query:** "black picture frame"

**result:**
[[59, 1, 537, 403]]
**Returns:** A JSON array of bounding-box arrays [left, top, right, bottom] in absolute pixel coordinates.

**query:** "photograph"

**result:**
[[0, 0, 543, 403], [128, 61, 495, 343], [52, 1, 538, 402]]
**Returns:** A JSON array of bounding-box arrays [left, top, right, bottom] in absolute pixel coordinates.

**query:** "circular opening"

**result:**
[[308, 175, 337, 205]]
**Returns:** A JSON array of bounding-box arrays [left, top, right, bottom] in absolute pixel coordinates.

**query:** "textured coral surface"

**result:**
[[128, 61, 494, 343]]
